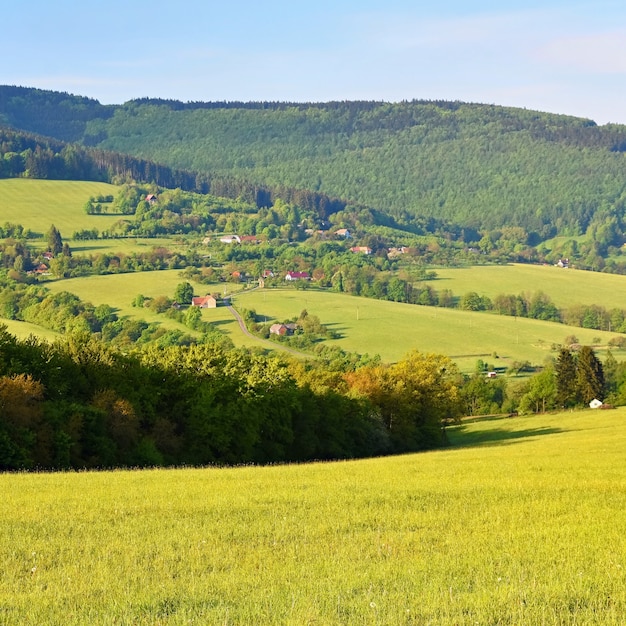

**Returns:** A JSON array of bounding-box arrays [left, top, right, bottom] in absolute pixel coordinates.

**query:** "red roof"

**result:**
[[285, 271, 310, 280]]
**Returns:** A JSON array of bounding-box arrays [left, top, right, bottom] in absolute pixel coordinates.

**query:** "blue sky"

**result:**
[[3, 0, 626, 124]]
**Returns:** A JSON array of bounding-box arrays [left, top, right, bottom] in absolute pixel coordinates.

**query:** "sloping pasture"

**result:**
[[433, 262, 626, 310], [41, 275, 623, 366], [44, 271, 249, 346], [2, 409, 626, 624], [0, 179, 119, 237], [234, 288, 618, 368]]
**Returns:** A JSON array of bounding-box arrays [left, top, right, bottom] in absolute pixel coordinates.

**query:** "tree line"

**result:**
[[0, 326, 462, 470]]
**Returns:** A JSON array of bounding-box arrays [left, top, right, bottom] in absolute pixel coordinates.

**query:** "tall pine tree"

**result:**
[[576, 346, 605, 404], [555, 347, 578, 407], [46, 224, 63, 255]]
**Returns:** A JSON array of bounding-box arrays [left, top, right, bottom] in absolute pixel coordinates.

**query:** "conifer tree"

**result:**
[[46, 224, 63, 255], [576, 346, 605, 404], [555, 347, 578, 407]]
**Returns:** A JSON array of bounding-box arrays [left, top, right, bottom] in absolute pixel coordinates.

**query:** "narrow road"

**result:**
[[226, 305, 314, 358]]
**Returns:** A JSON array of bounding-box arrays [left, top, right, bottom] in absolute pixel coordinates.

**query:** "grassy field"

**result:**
[[234, 287, 619, 369], [41, 275, 622, 368], [2, 409, 626, 624], [0, 179, 120, 238], [44, 271, 251, 347], [0, 319, 61, 342], [433, 263, 626, 310], [0, 178, 188, 255]]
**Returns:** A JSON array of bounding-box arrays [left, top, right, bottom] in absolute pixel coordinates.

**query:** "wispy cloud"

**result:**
[[535, 30, 626, 73], [353, 8, 552, 51]]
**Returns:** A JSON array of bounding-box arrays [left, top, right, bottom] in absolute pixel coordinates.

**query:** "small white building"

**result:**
[[220, 235, 241, 244]]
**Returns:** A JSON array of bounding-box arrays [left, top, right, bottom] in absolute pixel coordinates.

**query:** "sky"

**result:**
[[3, 0, 626, 124]]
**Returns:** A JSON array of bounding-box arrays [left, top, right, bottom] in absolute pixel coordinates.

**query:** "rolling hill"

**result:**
[[4, 86, 626, 241]]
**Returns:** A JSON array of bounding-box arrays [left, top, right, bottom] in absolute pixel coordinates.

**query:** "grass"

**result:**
[[234, 287, 619, 368], [38, 276, 626, 367], [69, 237, 186, 256], [433, 262, 626, 310], [44, 271, 251, 347], [0, 179, 120, 238], [2, 408, 626, 624], [0, 319, 61, 342]]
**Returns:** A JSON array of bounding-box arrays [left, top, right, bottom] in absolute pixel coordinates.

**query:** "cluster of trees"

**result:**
[[0, 326, 463, 470], [240, 308, 340, 350]]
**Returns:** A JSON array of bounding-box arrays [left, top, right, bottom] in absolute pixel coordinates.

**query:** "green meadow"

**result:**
[[433, 263, 626, 310], [0, 179, 120, 237], [43, 274, 620, 367], [0, 319, 60, 342], [234, 288, 617, 368], [44, 271, 250, 346], [2, 409, 626, 625]]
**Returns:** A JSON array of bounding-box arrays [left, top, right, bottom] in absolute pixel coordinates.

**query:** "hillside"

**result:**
[[4, 409, 626, 624], [4, 86, 626, 240]]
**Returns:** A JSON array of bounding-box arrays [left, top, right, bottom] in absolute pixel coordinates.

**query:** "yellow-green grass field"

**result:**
[[0, 179, 120, 238], [0, 319, 60, 342], [234, 288, 618, 368], [2, 409, 626, 624], [433, 263, 626, 310]]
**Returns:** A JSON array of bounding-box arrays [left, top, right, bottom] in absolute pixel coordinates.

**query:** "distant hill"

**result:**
[[4, 86, 626, 241]]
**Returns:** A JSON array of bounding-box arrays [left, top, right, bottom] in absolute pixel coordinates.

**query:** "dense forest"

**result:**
[[0, 325, 462, 470], [4, 86, 626, 239]]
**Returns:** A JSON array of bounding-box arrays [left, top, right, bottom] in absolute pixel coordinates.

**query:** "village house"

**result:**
[[387, 246, 408, 258], [335, 228, 351, 238], [285, 271, 310, 281], [29, 263, 50, 276], [269, 323, 298, 336], [145, 194, 158, 204], [191, 295, 217, 308], [350, 246, 372, 255]]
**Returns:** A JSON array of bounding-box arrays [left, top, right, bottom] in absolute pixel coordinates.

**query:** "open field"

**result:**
[[0, 179, 120, 238], [44, 271, 251, 347], [41, 276, 624, 367], [234, 287, 619, 368], [3, 409, 626, 624], [433, 263, 626, 310], [0, 319, 60, 342], [69, 237, 186, 256]]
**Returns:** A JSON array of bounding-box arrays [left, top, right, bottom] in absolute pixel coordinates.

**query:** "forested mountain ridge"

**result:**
[[4, 86, 626, 240]]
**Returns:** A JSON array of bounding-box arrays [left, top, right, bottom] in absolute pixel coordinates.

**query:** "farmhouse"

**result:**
[[145, 194, 158, 204], [285, 271, 310, 281], [29, 263, 50, 276], [191, 295, 217, 308], [350, 246, 372, 255], [387, 246, 408, 258], [335, 228, 351, 238], [269, 323, 298, 336]]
